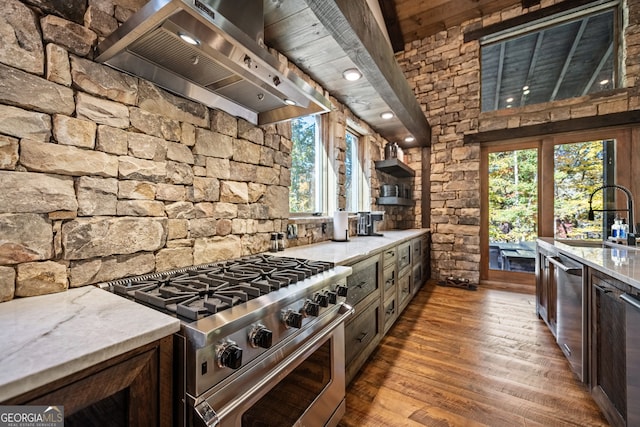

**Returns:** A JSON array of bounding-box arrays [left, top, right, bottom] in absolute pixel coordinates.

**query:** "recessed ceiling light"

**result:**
[[380, 111, 394, 120], [600, 79, 610, 85], [522, 86, 529, 91], [506, 97, 514, 103], [179, 33, 199, 46], [342, 68, 362, 81], [284, 99, 297, 106], [523, 89, 530, 95], [506, 104, 512, 108], [404, 135, 415, 143]]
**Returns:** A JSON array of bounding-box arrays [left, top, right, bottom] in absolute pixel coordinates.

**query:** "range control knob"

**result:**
[[336, 284, 348, 297], [216, 342, 243, 369], [283, 309, 303, 329], [302, 299, 320, 317], [326, 291, 338, 305], [249, 325, 273, 349], [315, 293, 329, 307]]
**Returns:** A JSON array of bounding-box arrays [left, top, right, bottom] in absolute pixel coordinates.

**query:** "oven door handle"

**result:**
[[196, 303, 354, 425]]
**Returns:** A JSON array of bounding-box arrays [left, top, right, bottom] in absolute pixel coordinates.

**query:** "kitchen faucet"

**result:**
[[587, 184, 635, 238]]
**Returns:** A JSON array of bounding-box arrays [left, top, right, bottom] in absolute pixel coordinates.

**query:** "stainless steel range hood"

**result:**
[[95, 0, 332, 125]]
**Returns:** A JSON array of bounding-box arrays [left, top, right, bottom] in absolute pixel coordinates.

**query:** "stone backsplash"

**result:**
[[0, 0, 420, 301]]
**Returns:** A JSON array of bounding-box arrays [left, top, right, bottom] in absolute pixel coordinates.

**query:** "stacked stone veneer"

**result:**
[[397, 0, 640, 282], [0, 0, 419, 300], [397, 0, 640, 281]]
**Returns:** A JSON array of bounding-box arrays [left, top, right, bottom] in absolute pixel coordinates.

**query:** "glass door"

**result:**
[[484, 145, 539, 283], [481, 128, 631, 285]]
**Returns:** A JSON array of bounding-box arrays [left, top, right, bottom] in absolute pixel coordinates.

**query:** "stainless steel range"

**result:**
[[99, 254, 353, 427]]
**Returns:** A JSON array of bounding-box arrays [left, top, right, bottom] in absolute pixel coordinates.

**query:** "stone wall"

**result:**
[[0, 0, 420, 301], [397, 0, 640, 282]]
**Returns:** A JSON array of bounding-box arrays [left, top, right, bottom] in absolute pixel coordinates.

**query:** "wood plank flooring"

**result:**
[[338, 281, 609, 427]]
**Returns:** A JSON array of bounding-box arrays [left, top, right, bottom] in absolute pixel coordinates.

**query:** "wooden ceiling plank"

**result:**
[[550, 18, 587, 101]]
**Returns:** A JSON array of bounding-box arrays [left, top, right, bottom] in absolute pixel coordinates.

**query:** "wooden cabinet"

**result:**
[[411, 237, 423, 295], [590, 270, 630, 427], [536, 244, 557, 337], [344, 232, 429, 384], [345, 254, 382, 384], [382, 247, 398, 334], [4, 337, 174, 427]]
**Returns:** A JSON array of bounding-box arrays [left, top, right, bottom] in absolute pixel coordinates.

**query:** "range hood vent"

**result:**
[[96, 0, 332, 125]]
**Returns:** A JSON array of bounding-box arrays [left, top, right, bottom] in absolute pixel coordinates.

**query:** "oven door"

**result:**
[[190, 304, 353, 427]]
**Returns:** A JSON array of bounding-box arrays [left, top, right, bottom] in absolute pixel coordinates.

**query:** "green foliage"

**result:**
[[488, 149, 538, 242], [553, 141, 605, 238], [290, 117, 317, 212], [488, 140, 606, 242]]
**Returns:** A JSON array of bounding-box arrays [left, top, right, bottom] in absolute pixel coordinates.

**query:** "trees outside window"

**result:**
[[290, 116, 321, 213]]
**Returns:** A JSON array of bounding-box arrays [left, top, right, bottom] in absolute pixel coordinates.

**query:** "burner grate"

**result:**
[[105, 254, 335, 320]]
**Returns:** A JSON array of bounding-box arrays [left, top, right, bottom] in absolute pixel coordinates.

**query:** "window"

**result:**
[[345, 129, 369, 212], [480, 3, 618, 112], [290, 115, 327, 214]]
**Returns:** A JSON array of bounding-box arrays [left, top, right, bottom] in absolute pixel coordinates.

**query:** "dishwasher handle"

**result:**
[[621, 293, 640, 311], [547, 256, 583, 275]]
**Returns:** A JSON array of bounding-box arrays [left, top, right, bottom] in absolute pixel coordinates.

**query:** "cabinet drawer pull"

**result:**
[[357, 281, 366, 288], [356, 331, 369, 342], [594, 284, 613, 294]]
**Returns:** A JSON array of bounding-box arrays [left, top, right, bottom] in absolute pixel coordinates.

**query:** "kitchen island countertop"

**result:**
[[0, 286, 180, 402], [538, 237, 640, 290], [280, 229, 429, 265]]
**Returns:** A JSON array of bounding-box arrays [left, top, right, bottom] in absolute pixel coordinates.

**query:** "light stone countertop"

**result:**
[[279, 229, 429, 265], [538, 237, 640, 290], [0, 286, 180, 402]]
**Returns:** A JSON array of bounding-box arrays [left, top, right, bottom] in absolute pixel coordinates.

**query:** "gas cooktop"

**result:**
[[108, 254, 335, 321]]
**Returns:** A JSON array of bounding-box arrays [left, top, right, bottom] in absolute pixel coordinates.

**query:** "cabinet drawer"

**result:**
[[398, 272, 411, 311], [383, 264, 396, 299], [345, 302, 380, 365], [383, 295, 397, 334], [411, 238, 422, 262], [412, 264, 422, 289], [398, 242, 411, 273], [346, 257, 380, 307], [383, 247, 397, 267]]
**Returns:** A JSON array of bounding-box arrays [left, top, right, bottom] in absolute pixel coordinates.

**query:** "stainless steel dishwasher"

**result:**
[[621, 292, 640, 427], [548, 254, 587, 382]]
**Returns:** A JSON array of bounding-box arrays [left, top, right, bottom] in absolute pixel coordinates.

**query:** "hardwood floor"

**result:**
[[339, 281, 609, 427]]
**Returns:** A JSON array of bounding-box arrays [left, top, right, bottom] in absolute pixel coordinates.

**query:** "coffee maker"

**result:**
[[357, 211, 384, 236]]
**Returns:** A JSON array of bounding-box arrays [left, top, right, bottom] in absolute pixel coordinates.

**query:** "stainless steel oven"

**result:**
[[100, 254, 353, 427], [191, 304, 351, 427]]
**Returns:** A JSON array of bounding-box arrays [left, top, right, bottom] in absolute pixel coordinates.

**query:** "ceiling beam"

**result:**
[[520, 31, 544, 106], [304, 0, 432, 147], [550, 18, 587, 101], [582, 41, 613, 95], [378, 0, 405, 53], [493, 43, 506, 110]]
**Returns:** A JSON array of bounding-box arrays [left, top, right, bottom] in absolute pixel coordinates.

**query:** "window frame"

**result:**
[[479, 127, 633, 285], [478, 1, 620, 112], [345, 127, 371, 213]]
